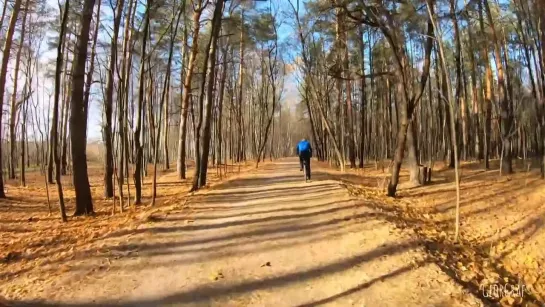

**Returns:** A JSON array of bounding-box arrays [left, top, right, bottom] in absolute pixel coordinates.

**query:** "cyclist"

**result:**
[[296, 138, 312, 181]]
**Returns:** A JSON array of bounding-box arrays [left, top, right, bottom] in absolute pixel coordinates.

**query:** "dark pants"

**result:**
[[299, 153, 311, 180]]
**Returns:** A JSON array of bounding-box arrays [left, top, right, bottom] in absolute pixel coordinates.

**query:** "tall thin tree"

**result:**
[[71, 0, 96, 215], [0, 0, 24, 197]]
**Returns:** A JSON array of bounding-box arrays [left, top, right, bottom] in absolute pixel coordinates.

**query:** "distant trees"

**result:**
[[0, 0, 291, 219], [287, 0, 545, 196], [1, 0, 545, 218]]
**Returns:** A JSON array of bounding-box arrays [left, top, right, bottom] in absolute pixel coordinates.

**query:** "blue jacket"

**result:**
[[297, 140, 312, 157]]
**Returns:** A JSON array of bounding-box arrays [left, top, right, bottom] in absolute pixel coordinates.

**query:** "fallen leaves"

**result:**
[[500, 296, 516, 306], [0, 162, 259, 300], [211, 271, 224, 281], [343, 181, 544, 306], [524, 274, 538, 287]]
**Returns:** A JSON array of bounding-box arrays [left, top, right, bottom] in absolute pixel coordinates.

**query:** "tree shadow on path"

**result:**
[[6, 242, 420, 307]]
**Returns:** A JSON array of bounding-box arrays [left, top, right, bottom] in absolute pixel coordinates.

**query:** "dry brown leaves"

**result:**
[[0, 161, 257, 299], [344, 182, 544, 306]]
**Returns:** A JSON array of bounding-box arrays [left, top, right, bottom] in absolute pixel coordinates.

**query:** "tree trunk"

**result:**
[[539, 0, 545, 178], [380, 0, 434, 196], [304, 85, 321, 161], [103, 0, 125, 198], [60, 62, 71, 176], [20, 88, 27, 186], [177, 2, 203, 180], [192, 0, 224, 191], [236, 9, 245, 163], [407, 121, 421, 185], [477, 0, 492, 169], [116, 0, 136, 211], [425, 0, 461, 241], [388, 81, 410, 197], [133, 0, 151, 205], [0, 0, 24, 197], [358, 26, 366, 168], [464, 0, 481, 160], [216, 44, 229, 166], [83, 0, 101, 135], [439, 50, 455, 168], [71, 0, 96, 216], [8, 0, 29, 180], [0, 0, 8, 39], [484, 0, 512, 174], [52, 0, 71, 222]]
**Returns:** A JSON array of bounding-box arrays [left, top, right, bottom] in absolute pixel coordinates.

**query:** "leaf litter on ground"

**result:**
[[338, 160, 545, 306]]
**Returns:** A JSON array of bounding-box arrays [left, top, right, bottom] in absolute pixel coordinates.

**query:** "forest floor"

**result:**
[[335, 158, 545, 306], [0, 161, 256, 301], [0, 158, 543, 306]]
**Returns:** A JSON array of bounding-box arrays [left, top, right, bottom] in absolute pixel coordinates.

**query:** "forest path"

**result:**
[[9, 159, 480, 306]]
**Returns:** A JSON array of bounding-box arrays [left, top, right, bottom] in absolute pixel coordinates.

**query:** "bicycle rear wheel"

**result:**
[[303, 160, 309, 182]]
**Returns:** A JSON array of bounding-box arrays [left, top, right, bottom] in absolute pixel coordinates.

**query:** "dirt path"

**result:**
[[5, 160, 481, 306]]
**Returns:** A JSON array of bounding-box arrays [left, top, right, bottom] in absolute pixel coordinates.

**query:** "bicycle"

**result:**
[[302, 158, 310, 183]]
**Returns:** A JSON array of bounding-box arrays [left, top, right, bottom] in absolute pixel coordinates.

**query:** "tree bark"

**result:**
[[374, 0, 434, 195], [20, 86, 27, 186], [484, 0, 513, 174], [0, 0, 8, 39], [236, 9, 245, 163], [103, 0, 125, 198], [358, 26, 367, 168], [71, 0, 96, 216], [177, 1, 203, 180], [51, 0, 71, 222], [0, 0, 24, 197], [60, 28, 74, 177], [216, 44, 229, 166], [425, 0, 461, 241], [133, 0, 151, 205], [449, 0, 468, 161], [8, 0, 29, 180], [116, 0, 136, 211], [192, 0, 224, 191], [60, 60, 71, 175], [539, 0, 545, 178]]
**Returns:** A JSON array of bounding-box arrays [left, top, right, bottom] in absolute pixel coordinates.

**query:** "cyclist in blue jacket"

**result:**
[[296, 138, 312, 180]]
